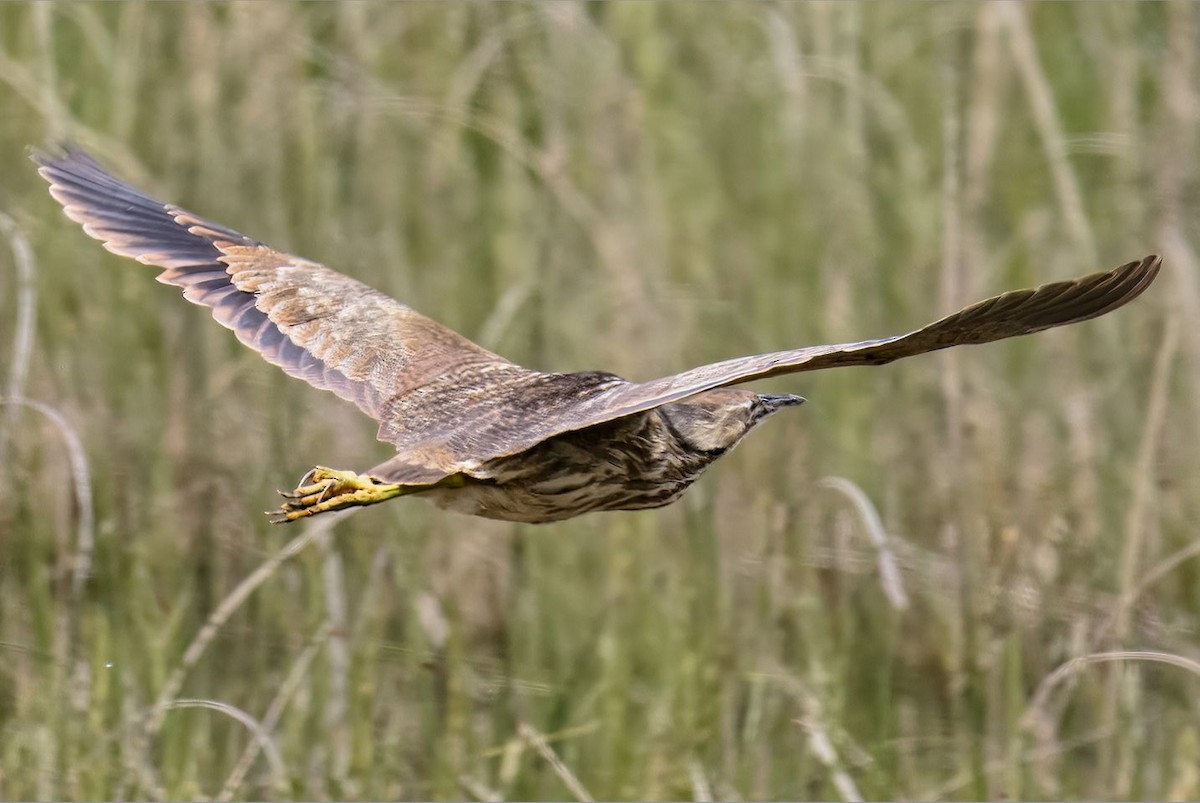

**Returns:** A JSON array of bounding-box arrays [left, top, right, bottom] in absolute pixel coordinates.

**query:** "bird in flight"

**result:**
[[35, 149, 1160, 524]]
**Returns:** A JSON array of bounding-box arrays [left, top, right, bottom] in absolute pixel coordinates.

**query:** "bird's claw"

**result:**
[[268, 466, 400, 523]]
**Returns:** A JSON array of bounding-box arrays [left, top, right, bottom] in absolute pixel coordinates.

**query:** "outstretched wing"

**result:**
[[595, 253, 1162, 413], [426, 255, 1160, 466], [34, 148, 519, 426]]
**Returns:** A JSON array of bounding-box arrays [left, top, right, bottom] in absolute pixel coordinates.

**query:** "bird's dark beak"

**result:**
[[759, 393, 806, 411]]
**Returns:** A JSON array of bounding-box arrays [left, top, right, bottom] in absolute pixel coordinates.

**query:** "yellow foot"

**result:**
[[268, 466, 403, 523]]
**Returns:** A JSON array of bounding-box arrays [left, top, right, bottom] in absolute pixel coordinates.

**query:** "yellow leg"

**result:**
[[269, 466, 410, 523]]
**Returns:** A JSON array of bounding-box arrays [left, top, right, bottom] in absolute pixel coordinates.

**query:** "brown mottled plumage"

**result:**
[[34, 148, 1161, 524]]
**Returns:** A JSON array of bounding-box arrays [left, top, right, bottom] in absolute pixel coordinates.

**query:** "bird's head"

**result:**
[[659, 389, 805, 456]]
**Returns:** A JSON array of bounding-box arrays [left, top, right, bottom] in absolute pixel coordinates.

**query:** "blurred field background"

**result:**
[[1, 1, 1198, 799]]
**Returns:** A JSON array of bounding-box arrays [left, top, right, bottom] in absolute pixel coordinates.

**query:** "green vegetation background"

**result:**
[[1, 2, 1197, 800]]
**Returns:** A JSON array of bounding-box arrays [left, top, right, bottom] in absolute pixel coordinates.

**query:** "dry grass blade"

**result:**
[[517, 722, 594, 803], [148, 510, 354, 735], [923, 724, 1118, 799], [1021, 650, 1200, 734], [801, 721, 864, 803], [1123, 539, 1200, 615], [998, 0, 1098, 268], [1113, 318, 1179, 639], [321, 544, 351, 782], [459, 774, 504, 803], [1095, 317, 1180, 788], [818, 477, 909, 610], [764, 669, 865, 803], [217, 623, 332, 802], [0, 212, 37, 464], [689, 758, 713, 803], [0, 396, 94, 596], [157, 698, 289, 795]]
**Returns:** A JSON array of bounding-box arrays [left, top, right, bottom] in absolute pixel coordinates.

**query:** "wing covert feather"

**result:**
[[34, 148, 516, 425]]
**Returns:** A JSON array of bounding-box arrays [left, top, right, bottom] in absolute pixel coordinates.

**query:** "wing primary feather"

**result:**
[[623, 255, 1161, 401]]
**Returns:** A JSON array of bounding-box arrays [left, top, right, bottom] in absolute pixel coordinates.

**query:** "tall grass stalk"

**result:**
[[0, 212, 37, 462]]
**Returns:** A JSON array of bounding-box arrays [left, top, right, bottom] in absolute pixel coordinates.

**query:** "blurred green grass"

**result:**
[[1, 2, 1197, 799]]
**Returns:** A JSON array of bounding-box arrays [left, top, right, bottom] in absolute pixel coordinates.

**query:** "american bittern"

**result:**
[[35, 149, 1160, 524]]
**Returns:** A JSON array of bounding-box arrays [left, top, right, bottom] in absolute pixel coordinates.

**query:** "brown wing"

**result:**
[[33, 148, 521, 429], [591, 253, 1162, 413], [410, 255, 1159, 469]]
